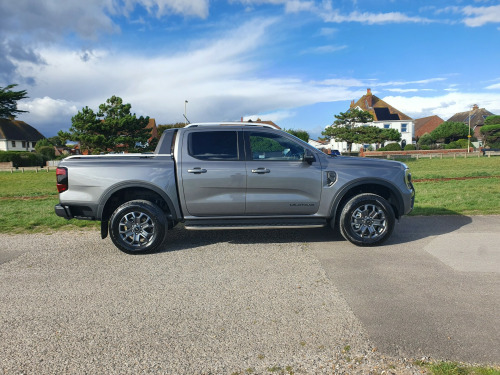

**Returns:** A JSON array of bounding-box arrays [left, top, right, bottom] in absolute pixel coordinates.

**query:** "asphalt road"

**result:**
[[0, 215, 499, 373], [310, 215, 500, 364]]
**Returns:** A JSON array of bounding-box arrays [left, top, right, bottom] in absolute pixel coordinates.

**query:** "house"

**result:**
[[325, 88, 414, 152], [414, 115, 444, 139], [146, 118, 158, 142], [447, 104, 495, 143], [0, 118, 45, 152], [241, 117, 281, 129]]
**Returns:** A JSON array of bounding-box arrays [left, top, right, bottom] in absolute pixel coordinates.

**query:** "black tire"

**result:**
[[109, 200, 167, 254], [339, 193, 395, 246]]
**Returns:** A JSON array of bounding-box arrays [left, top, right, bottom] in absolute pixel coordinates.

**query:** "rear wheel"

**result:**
[[339, 193, 395, 246], [109, 200, 167, 254]]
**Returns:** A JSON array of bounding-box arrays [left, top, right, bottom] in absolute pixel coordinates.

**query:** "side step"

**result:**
[[184, 218, 327, 230]]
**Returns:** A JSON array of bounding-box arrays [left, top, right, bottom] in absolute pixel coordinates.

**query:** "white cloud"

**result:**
[[462, 5, 500, 27], [300, 45, 347, 54], [14, 19, 358, 135], [316, 77, 446, 88], [486, 83, 500, 90], [383, 92, 500, 120], [243, 110, 296, 123], [320, 9, 433, 25]]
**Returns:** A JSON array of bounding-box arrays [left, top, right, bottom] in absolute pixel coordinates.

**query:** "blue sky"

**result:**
[[1, 0, 500, 138]]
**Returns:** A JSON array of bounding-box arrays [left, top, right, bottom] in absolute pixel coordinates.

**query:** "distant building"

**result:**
[[146, 118, 158, 142], [325, 88, 414, 152], [241, 117, 281, 129], [447, 104, 495, 143], [0, 118, 45, 152], [414, 115, 444, 139]]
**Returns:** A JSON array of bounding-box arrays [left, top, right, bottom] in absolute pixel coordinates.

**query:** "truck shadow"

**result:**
[[152, 211, 473, 254]]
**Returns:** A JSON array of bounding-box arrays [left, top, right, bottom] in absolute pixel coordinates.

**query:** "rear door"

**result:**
[[244, 130, 323, 215], [180, 129, 246, 216]]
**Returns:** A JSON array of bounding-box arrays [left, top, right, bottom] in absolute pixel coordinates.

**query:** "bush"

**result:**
[[0, 151, 47, 167], [445, 139, 470, 149], [419, 145, 430, 150], [37, 146, 56, 160], [383, 143, 403, 151], [404, 144, 416, 150]]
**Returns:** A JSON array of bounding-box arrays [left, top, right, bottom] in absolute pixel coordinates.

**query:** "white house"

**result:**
[[315, 88, 414, 153], [0, 118, 45, 152]]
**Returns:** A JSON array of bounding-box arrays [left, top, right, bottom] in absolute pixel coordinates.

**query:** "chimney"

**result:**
[[472, 104, 479, 111], [366, 88, 372, 108], [350, 100, 355, 108]]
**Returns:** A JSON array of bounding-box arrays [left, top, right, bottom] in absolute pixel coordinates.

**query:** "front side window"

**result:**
[[188, 131, 238, 160], [249, 132, 304, 161]]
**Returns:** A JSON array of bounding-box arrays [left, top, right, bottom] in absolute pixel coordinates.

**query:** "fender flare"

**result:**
[[97, 180, 180, 221], [329, 178, 404, 223]]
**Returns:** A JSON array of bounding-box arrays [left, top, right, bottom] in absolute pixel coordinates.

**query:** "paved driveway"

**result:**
[[0, 215, 499, 373], [310, 215, 500, 364]]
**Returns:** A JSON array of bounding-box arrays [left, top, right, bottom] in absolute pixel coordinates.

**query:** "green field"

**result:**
[[0, 157, 499, 233]]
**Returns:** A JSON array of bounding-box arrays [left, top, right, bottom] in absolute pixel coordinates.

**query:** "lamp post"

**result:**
[[467, 105, 473, 153]]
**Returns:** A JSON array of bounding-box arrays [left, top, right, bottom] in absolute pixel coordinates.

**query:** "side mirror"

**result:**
[[303, 150, 315, 165]]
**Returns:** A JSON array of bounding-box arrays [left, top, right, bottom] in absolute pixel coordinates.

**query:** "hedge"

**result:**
[[0, 151, 47, 167]]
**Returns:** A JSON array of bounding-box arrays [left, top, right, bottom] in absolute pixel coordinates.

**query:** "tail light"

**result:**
[[56, 167, 68, 193]]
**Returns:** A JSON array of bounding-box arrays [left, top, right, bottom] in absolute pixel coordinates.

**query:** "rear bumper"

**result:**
[[54, 203, 98, 220], [55, 204, 72, 219]]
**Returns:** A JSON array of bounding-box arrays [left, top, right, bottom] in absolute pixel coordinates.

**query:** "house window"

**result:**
[[401, 123, 407, 132], [22, 141, 26, 148], [384, 124, 390, 129], [11, 141, 16, 147]]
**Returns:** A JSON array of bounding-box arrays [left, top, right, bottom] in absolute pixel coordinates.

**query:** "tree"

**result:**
[[322, 108, 374, 152], [417, 132, 434, 147], [481, 116, 500, 148], [284, 129, 310, 142], [68, 96, 150, 153], [0, 84, 28, 118], [430, 121, 469, 144], [157, 123, 186, 138]]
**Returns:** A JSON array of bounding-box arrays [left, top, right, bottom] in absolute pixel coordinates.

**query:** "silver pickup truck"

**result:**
[[55, 122, 414, 253]]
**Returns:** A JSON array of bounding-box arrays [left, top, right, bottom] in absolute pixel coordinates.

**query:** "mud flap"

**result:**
[[101, 221, 109, 239]]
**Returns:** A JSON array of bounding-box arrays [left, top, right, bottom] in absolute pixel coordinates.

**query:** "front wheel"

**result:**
[[339, 193, 395, 246], [109, 200, 168, 254]]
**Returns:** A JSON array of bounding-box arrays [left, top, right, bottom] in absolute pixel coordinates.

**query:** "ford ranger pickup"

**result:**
[[55, 122, 414, 253]]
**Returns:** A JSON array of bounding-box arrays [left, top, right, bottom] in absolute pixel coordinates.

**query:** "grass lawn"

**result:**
[[402, 157, 500, 216], [0, 170, 98, 234], [0, 157, 499, 233]]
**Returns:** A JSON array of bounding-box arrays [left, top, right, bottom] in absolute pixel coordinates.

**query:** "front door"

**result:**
[[180, 130, 246, 216], [244, 130, 322, 215]]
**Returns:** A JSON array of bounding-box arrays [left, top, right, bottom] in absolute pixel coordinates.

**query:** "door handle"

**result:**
[[187, 168, 207, 174], [251, 168, 270, 174]]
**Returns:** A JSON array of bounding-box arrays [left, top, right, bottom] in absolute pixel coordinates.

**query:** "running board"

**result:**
[[184, 218, 327, 230]]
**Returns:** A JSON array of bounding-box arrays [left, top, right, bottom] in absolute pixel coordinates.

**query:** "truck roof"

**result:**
[[185, 122, 279, 129]]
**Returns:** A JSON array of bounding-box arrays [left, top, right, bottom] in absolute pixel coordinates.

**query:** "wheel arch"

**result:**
[[330, 179, 404, 225], [98, 181, 179, 224]]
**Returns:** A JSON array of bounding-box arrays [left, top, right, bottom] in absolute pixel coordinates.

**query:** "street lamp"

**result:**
[[184, 100, 188, 125], [467, 104, 474, 153]]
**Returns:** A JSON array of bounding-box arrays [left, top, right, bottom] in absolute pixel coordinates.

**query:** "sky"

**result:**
[[1, 0, 500, 139]]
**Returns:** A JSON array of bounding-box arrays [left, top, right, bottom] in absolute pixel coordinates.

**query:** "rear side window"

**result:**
[[188, 131, 238, 160]]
